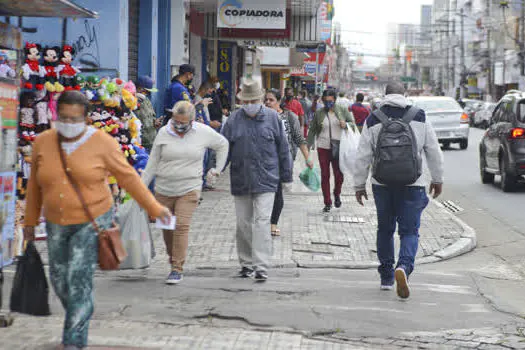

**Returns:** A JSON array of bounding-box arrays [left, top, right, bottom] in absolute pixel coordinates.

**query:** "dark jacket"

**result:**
[[307, 104, 355, 148], [135, 93, 156, 151], [222, 106, 293, 196]]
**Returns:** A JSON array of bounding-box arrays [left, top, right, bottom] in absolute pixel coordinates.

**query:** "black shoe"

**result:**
[[334, 196, 342, 208], [254, 270, 268, 282], [323, 205, 331, 213], [239, 267, 254, 278]]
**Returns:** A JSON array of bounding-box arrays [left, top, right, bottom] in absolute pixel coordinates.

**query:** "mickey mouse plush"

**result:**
[[42, 46, 64, 92], [21, 42, 45, 90], [57, 45, 81, 90]]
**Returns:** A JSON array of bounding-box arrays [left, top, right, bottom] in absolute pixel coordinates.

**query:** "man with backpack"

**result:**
[[353, 83, 444, 299]]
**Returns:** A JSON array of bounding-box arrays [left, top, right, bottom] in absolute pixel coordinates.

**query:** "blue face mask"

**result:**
[[324, 101, 335, 111]]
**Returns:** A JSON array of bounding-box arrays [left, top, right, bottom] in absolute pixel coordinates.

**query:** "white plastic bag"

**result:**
[[117, 199, 154, 269], [339, 125, 360, 178]]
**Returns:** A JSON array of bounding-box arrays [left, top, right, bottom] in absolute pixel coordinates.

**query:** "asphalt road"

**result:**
[[429, 126, 525, 320]]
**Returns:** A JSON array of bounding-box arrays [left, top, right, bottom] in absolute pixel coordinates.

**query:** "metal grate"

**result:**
[[324, 215, 365, 223], [441, 200, 464, 213]]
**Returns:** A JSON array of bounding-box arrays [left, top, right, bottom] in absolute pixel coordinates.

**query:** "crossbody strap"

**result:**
[[56, 134, 101, 234], [326, 111, 333, 141]]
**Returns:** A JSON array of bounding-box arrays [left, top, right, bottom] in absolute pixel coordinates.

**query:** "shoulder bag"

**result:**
[[56, 135, 127, 270]]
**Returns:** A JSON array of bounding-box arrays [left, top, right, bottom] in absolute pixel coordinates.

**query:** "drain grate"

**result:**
[[325, 215, 365, 223], [441, 200, 464, 213]]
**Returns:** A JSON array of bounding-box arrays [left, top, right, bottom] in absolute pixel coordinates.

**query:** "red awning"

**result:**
[[0, 0, 98, 18]]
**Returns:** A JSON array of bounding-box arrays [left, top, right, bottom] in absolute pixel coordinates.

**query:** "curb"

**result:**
[[426, 200, 477, 262]]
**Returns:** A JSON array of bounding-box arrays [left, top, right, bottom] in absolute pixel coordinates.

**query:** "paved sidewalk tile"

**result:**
[[33, 154, 474, 273]]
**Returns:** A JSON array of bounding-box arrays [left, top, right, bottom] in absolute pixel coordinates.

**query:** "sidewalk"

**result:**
[[147, 153, 476, 272], [33, 154, 476, 272]]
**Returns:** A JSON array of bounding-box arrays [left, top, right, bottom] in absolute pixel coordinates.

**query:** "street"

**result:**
[[2, 127, 525, 349]]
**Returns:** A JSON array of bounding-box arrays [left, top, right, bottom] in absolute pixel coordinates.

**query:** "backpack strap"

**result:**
[[401, 106, 420, 124], [373, 108, 390, 125]]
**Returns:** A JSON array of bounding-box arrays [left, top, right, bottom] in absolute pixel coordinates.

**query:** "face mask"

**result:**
[[242, 103, 262, 117], [215, 83, 221, 90], [55, 121, 86, 139], [324, 101, 335, 111], [285, 95, 293, 101], [172, 121, 192, 134]]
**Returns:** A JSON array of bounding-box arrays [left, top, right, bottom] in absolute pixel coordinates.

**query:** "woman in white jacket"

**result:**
[[142, 100, 229, 285]]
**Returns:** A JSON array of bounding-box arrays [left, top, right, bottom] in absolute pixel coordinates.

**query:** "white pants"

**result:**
[[234, 192, 275, 272]]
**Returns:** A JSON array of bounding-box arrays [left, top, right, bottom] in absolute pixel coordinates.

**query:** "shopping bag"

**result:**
[[299, 167, 321, 192], [339, 125, 361, 178], [117, 200, 154, 270], [10, 241, 51, 316]]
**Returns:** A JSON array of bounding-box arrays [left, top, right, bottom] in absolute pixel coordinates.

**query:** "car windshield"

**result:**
[[412, 99, 462, 112], [519, 102, 525, 122]]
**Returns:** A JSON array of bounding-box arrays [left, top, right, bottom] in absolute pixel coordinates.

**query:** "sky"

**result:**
[[332, 0, 433, 67]]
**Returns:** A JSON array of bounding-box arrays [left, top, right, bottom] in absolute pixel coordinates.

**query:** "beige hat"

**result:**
[[236, 78, 265, 101]]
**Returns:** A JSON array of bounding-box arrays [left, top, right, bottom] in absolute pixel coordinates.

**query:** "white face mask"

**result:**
[[55, 121, 86, 139], [215, 83, 221, 90], [242, 103, 262, 117]]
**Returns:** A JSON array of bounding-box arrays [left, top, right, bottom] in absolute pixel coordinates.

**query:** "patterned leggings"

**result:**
[[46, 210, 112, 348]]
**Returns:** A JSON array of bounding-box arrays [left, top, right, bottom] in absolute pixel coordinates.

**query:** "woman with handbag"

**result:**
[[23, 91, 172, 350], [264, 89, 314, 236], [307, 89, 355, 213]]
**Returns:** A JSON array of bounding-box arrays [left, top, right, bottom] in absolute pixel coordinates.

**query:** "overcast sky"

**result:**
[[333, 0, 433, 67]]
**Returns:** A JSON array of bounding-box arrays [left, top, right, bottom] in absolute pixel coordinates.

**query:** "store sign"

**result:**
[[217, 41, 234, 105], [238, 40, 295, 48], [217, 0, 286, 29]]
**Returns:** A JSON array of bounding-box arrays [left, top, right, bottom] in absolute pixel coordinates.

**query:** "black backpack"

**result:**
[[372, 106, 422, 186]]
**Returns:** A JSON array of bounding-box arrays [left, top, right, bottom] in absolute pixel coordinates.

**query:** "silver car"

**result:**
[[473, 102, 496, 129], [409, 96, 470, 150]]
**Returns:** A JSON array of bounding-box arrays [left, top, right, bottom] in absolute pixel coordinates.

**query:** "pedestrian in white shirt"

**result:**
[[142, 100, 229, 285], [336, 92, 352, 110]]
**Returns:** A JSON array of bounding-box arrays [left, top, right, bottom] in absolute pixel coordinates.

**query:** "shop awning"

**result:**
[[0, 0, 98, 18]]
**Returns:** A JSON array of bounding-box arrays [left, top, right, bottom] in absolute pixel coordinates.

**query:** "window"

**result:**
[[518, 101, 525, 122], [491, 103, 503, 124]]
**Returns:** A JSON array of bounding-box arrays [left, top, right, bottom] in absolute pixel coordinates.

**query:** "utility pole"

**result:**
[[486, 0, 493, 100], [451, 11, 456, 89], [460, 7, 466, 98], [445, 1, 450, 92], [521, 0, 525, 76]]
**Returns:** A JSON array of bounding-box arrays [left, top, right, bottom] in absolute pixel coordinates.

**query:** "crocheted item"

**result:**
[[35, 101, 51, 125], [20, 108, 35, 128]]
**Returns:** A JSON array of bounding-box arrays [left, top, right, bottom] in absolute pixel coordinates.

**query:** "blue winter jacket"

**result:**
[[222, 106, 293, 196]]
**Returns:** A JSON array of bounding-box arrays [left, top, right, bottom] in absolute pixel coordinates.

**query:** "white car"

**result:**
[[409, 96, 470, 150]]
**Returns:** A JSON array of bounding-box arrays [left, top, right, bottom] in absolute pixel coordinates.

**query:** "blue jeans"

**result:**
[[46, 210, 113, 348], [372, 185, 429, 282]]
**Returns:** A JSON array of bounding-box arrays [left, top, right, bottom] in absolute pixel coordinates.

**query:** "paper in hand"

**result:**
[[155, 216, 176, 230]]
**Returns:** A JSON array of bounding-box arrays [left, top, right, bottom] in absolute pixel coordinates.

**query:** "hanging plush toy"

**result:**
[[57, 45, 81, 90], [0, 52, 15, 79], [42, 46, 64, 92], [21, 42, 44, 90]]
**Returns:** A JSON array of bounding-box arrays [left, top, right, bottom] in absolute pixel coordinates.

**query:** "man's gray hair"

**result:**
[[385, 82, 405, 96], [171, 100, 196, 120]]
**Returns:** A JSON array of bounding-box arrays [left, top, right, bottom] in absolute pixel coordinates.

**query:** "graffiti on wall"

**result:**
[[72, 20, 100, 68]]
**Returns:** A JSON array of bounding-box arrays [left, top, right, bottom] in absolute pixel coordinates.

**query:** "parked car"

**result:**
[[479, 90, 525, 192], [473, 102, 496, 129], [409, 96, 470, 149]]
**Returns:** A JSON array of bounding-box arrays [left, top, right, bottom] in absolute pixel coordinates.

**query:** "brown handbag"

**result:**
[[57, 134, 127, 270]]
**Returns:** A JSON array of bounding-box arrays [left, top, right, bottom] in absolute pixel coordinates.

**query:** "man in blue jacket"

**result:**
[[222, 78, 293, 282], [162, 64, 194, 126]]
